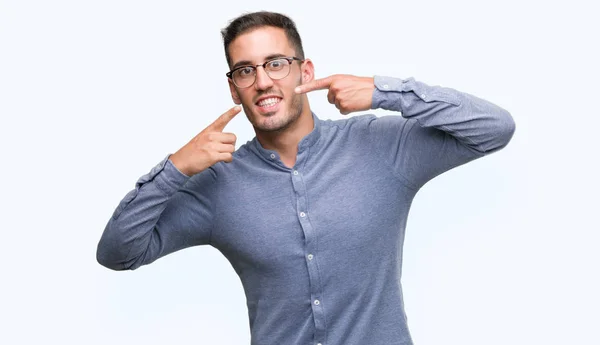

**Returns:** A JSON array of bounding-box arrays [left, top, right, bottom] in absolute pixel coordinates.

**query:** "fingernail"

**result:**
[[294, 87, 301, 93]]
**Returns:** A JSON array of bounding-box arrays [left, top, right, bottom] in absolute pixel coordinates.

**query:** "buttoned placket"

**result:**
[[290, 152, 327, 345], [251, 114, 327, 344]]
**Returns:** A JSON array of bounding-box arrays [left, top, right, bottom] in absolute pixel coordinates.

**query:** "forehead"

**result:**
[[229, 26, 295, 65]]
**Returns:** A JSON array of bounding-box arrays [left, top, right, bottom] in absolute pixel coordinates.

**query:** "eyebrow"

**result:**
[[231, 53, 289, 70]]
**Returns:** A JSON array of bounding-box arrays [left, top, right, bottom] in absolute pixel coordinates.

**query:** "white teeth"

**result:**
[[258, 97, 281, 107]]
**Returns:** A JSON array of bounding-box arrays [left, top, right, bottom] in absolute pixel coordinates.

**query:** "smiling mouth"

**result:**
[[256, 97, 282, 107]]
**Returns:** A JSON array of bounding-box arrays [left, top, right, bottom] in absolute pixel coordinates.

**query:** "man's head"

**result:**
[[221, 11, 314, 133]]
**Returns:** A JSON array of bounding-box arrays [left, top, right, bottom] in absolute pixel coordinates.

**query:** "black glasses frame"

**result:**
[[226, 56, 304, 88]]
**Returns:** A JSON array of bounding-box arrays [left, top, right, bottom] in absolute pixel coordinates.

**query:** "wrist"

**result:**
[[168, 153, 192, 177]]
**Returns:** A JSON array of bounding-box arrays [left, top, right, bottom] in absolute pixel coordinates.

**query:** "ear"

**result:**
[[228, 79, 242, 105], [300, 58, 315, 85]]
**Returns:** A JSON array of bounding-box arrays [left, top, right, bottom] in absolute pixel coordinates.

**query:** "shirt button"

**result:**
[[293, 170, 299, 175], [314, 299, 320, 305], [383, 84, 389, 89], [421, 93, 426, 98], [300, 212, 306, 217], [307, 254, 313, 260], [317, 343, 322, 345], [270, 153, 276, 159]]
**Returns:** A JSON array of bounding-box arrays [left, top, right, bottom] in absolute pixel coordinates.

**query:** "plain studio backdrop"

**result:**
[[1, 1, 598, 344]]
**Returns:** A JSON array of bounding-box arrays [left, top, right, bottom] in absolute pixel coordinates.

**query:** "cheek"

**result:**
[[237, 91, 254, 105], [281, 77, 303, 99]]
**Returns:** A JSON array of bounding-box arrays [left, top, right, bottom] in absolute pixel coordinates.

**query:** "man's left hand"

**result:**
[[295, 74, 374, 115]]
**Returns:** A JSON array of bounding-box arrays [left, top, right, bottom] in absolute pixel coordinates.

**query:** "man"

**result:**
[[96, 10, 515, 345]]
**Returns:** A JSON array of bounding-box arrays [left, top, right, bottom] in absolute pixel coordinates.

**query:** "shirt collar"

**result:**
[[251, 111, 322, 163]]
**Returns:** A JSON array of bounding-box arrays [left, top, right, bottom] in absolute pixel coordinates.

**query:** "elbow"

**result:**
[[95, 217, 146, 271], [96, 235, 147, 271], [496, 108, 516, 149], [96, 231, 139, 271], [481, 108, 516, 154], [96, 242, 127, 271], [96, 248, 143, 271]]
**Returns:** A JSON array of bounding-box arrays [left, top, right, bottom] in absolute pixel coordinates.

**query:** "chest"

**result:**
[[211, 154, 413, 270]]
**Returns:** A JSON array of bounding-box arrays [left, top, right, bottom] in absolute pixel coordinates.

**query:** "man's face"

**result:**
[[227, 26, 312, 133]]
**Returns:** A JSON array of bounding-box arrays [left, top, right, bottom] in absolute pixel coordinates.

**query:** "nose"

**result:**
[[254, 66, 274, 91]]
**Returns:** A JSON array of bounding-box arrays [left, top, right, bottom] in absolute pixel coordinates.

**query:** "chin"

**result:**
[[252, 110, 298, 133], [244, 95, 303, 133], [255, 117, 291, 132]]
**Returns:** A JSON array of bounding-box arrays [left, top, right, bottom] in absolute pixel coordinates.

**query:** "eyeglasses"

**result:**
[[226, 56, 304, 88]]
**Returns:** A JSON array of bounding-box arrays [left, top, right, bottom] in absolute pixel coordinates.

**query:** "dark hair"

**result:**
[[221, 11, 305, 68]]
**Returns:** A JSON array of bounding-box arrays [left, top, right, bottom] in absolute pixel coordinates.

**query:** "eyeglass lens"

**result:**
[[233, 58, 292, 87]]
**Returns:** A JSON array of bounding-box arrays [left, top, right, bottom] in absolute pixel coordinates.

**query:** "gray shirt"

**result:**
[[96, 75, 516, 345]]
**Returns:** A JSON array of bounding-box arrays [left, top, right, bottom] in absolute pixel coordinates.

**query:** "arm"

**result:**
[[96, 106, 240, 270], [367, 75, 516, 189], [96, 155, 217, 271]]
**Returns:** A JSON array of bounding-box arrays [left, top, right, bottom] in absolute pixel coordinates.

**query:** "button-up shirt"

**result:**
[[97, 75, 516, 345]]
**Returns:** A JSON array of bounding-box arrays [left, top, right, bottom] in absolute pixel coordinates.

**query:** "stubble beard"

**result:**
[[245, 78, 304, 133]]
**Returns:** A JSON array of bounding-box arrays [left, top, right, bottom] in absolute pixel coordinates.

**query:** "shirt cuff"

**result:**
[[371, 75, 415, 112], [141, 154, 191, 196]]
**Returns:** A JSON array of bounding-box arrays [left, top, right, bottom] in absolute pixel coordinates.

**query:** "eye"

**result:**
[[237, 67, 254, 77], [267, 59, 286, 70]]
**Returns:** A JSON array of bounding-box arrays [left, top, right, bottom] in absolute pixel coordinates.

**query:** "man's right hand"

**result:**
[[169, 105, 242, 176]]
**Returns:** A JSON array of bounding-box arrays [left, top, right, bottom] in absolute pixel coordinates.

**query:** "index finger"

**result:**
[[207, 105, 242, 132], [295, 76, 333, 94]]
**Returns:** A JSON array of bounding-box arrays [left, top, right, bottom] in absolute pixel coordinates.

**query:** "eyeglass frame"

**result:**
[[226, 56, 305, 88]]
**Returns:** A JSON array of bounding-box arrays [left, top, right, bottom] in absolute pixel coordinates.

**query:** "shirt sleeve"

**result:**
[[96, 154, 218, 270], [367, 75, 516, 190]]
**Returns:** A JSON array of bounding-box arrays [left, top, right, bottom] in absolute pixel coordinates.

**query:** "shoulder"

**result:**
[[319, 113, 375, 136], [206, 139, 256, 177], [320, 113, 412, 138]]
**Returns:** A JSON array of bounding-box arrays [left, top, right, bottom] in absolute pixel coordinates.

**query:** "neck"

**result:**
[[256, 103, 313, 168]]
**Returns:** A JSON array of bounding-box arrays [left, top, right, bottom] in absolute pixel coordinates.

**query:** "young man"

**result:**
[[97, 11, 516, 345]]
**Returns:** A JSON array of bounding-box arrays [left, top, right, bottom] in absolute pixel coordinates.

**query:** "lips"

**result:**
[[255, 96, 283, 114], [255, 96, 282, 107]]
